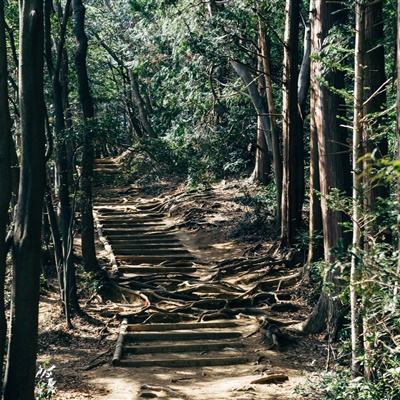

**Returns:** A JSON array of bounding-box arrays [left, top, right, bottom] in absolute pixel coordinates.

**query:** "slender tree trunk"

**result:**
[[296, 4, 321, 265], [351, 0, 365, 377], [72, 0, 99, 273], [0, 0, 12, 388], [259, 20, 282, 214], [298, 17, 311, 118], [4, 0, 46, 397], [207, 0, 216, 17], [281, 0, 303, 246], [251, 35, 270, 184], [45, 185, 64, 298], [303, 0, 351, 336], [51, 0, 79, 319], [396, 0, 400, 314], [307, 91, 323, 264], [231, 61, 273, 183], [129, 70, 156, 138], [363, 0, 388, 206], [252, 116, 270, 184]]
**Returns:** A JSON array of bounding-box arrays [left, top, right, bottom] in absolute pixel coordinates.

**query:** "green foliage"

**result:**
[[313, 153, 400, 398], [298, 371, 400, 400], [35, 362, 56, 400], [77, 268, 101, 298], [84, 0, 288, 182]]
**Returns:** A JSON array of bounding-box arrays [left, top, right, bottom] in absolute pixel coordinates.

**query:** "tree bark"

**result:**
[[281, 0, 303, 246], [72, 0, 99, 273], [306, 0, 322, 265], [351, 0, 365, 377], [231, 60, 273, 181], [307, 95, 323, 264], [259, 20, 283, 211], [129, 70, 156, 138], [363, 0, 388, 206], [4, 0, 46, 397], [251, 34, 271, 185], [0, 0, 12, 389], [303, 0, 351, 336], [298, 17, 311, 118], [396, 0, 400, 326]]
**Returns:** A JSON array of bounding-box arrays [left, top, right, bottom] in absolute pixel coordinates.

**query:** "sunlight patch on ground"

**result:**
[[210, 242, 236, 250]]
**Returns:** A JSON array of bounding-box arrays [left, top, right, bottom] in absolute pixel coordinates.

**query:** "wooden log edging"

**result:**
[[112, 318, 128, 366], [93, 209, 119, 275]]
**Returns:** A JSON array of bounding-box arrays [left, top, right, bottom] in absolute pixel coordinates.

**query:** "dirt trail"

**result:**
[[82, 157, 323, 399]]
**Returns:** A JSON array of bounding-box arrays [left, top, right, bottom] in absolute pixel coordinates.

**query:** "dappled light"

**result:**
[[0, 1, 400, 399]]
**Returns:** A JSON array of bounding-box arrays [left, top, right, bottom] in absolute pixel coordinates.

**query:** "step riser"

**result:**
[[109, 239, 180, 244], [115, 357, 249, 368], [102, 223, 166, 228], [118, 268, 196, 274], [126, 321, 242, 331], [123, 342, 244, 355], [114, 250, 190, 256], [104, 229, 170, 235], [116, 256, 195, 263], [99, 218, 164, 223], [111, 244, 184, 250], [124, 332, 242, 342]]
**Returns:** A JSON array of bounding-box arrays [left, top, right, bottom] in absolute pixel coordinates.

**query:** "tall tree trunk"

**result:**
[[207, 0, 216, 17], [231, 61, 274, 182], [281, 0, 303, 246], [72, 0, 99, 273], [303, 0, 351, 336], [351, 0, 365, 377], [0, 0, 12, 388], [45, 185, 64, 297], [296, 4, 321, 265], [396, 0, 400, 321], [50, 0, 79, 320], [129, 70, 156, 138], [363, 0, 388, 206], [251, 35, 271, 184], [4, 0, 46, 397], [259, 20, 283, 214], [307, 79, 323, 264], [298, 17, 311, 118]]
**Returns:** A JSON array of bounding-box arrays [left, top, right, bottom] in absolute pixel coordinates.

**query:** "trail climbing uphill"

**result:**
[[94, 157, 257, 368], [87, 157, 323, 399]]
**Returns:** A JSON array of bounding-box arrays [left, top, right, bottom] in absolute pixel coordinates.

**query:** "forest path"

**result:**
[[89, 156, 320, 399]]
